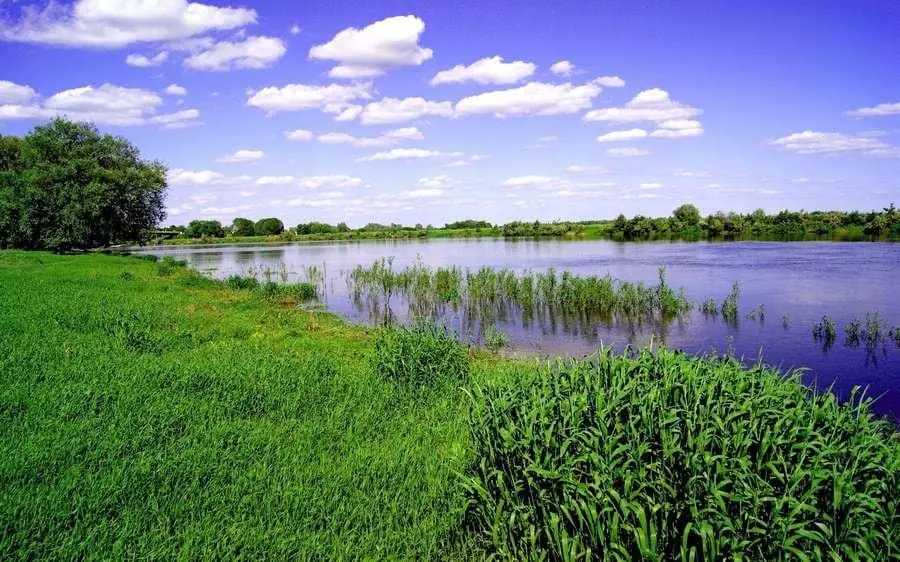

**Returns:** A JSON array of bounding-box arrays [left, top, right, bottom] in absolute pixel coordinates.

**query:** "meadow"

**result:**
[[1, 251, 898, 559]]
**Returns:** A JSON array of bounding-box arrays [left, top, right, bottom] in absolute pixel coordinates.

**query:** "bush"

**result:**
[[463, 348, 900, 560], [255, 217, 284, 236], [225, 275, 260, 290], [373, 321, 469, 389], [231, 217, 256, 237]]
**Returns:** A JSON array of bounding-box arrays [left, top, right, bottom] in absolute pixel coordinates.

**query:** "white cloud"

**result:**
[[565, 165, 606, 174], [0, 80, 37, 104], [537, 135, 558, 143], [254, 175, 365, 189], [333, 105, 362, 121], [125, 51, 168, 67], [446, 154, 487, 168], [255, 176, 296, 186], [431, 56, 535, 85], [289, 24, 301, 35], [596, 128, 647, 142], [455, 80, 602, 118], [284, 129, 314, 141], [184, 36, 286, 71], [640, 182, 663, 189], [501, 175, 555, 187], [217, 149, 264, 163], [148, 108, 200, 129], [594, 76, 625, 88], [164, 83, 187, 96], [317, 127, 423, 148], [416, 175, 455, 189], [43, 83, 162, 125], [358, 96, 453, 124], [167, 169, 251, 186], [673, 169, 711, 177], [770, 131, 899, 157], [246, 82, 373, 113], [584, 88, 700, 123], [403, 188, 444, 199], [309, 15, 432, 78], [0, 0, 257, 48], [357, 148, 461, 162], [846, 102, 900, 118], [649, 119, 703, 138], [606, 147, 650, 157], [549, 60, 574, 77]]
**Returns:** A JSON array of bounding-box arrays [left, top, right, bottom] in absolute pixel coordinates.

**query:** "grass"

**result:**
[[1, 251, 898, 559], [462, 349, 900, 560]]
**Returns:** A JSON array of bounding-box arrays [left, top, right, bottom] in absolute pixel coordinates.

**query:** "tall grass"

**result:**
[[372, 320, 469, 390], [463, 348, 900, 560]]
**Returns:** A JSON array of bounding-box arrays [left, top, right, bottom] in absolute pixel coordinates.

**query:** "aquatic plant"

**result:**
[[720, 281, 741, 322], [463, 348, 900, 560], [483, 325, 510, 352], [700, 297, 718, 316], [372, 320, 469, 389], [812, 315, 837, 343], [864, 312, 885, 349], [845, 318, 861, 346], [782, 314, 790, 329], [890, 326, 900, 346]]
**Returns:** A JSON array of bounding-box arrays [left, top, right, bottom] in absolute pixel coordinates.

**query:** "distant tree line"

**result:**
[[0, 119, 167, 251]]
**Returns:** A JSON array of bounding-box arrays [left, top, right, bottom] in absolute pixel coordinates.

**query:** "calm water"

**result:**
[[132, 239, 900, 419]]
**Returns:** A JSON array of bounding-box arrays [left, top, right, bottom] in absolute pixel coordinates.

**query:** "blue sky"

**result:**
[[1, 0, 898, 227]]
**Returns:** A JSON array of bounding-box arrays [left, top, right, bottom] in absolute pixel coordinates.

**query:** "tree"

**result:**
[[0, 119, 166, 250], [231, 217, 255, 236], [255, 217, 284, 235], [336, 222, 350, 232], [183, 220, 224, 238], [672, 204, 701, 228]]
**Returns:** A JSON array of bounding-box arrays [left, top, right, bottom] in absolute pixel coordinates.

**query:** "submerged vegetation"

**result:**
[[1, 251, 898, 558]]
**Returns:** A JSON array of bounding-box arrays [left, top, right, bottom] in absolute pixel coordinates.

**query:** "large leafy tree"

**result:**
[[0, 118, 167, 250], [254, 217, 284, 235], [231, 217, 255, 236]]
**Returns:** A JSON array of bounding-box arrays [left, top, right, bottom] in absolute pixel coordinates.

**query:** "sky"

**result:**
[[0, 0, 898, 228]]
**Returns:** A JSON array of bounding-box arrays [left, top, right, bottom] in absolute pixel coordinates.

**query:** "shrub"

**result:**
[[254, 217, 284, 236], [463, 349, 900, 560], [373, 321, 469, 389], [225, 275, 260, 291]]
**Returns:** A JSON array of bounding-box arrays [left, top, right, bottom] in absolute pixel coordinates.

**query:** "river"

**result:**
[[132, 239, 900, 419]]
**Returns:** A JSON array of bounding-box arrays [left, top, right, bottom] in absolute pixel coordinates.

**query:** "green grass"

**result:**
[[1, 251, 898, 559]]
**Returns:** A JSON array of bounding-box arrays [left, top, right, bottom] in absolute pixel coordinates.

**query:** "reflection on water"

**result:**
[[131, 239, 900, 419]]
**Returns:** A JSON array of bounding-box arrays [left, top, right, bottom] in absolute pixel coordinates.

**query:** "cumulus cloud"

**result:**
[[606, 147, 650, 157], [431, 56, 535, 85], [125, 51, 168, 67], [649, 119, 703, 138], [216, 149, 264, 163], [289, 24, 301, 35], [639, 182, 663, 189], [0, 80, 37, 104], [167, 169, 252, 186], [284, 129, 314, 141], [358, 96, 453, 124], [594, 76, 625, 88], [845, 102, 900, 118], [184, 36, 286, 71], [549, 60, 574, 77], [164, 83, 187, 96], [309, 15, 432, 78], [246, 82, 373, 113], [455, 80, 602, 118], [596, 128, 647, 142], [148, 108, 200, 129], [255, 175, 365, 189], [446, 154, 487, 167], [356, 148, 461, 162], [565, 165, 607, 174], [0, 0, 257, 48], [770, 131, 899, 157], [584, 88, 700, 123], [316, 127, 424, 147], [416, 175, 455, 189]]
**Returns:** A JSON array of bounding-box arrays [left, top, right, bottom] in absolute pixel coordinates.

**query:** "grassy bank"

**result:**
[[1, 252, 898, 558]]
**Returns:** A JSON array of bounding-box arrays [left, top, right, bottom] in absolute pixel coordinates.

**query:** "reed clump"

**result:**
[[372, 320, 469, 390], [463, 348, 900, 560]]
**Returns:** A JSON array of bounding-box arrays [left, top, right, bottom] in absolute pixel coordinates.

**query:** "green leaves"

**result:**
[[463, 349, 900, 560]]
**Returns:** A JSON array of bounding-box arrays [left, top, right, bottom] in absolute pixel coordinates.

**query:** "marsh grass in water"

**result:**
[[462, 348, 900, 560], [720, 281, 741, 323]]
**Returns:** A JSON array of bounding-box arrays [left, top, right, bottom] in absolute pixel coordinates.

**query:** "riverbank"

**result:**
[[1, 252, 898, 558]]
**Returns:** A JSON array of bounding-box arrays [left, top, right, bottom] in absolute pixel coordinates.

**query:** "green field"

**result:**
[[1, 252, 897, 559]]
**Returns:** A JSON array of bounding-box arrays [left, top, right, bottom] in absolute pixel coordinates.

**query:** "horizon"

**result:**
[[1, 0, 898, 226]]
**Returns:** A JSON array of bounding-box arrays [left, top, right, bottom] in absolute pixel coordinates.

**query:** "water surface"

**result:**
[[133, 239, 900, 418]]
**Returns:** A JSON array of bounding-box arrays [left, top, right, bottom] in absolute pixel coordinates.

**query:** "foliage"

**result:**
[[372, 320, 470, 389], [254, 217, 284, 236], [445, 219, 493, 229], [182, 219, 224, 239], [813, 315, 837, 344], [720, 281, 741, 322], [483, 325, 510, 352], [296, 221, 338, 235], [0, 118, 167, 250], [231, 217, 256, 236], [463, 349, 900, 560]]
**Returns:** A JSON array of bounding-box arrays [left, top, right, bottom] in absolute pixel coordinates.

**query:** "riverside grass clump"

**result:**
[[462, 349, 900, 561], [348, 259, 692, 328], [372, 320, 470, 390]]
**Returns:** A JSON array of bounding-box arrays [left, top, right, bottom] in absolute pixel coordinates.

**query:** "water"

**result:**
[[132, 239, 900, 419]]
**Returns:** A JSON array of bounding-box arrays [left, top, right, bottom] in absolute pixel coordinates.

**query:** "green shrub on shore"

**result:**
[[463, 349, 900, 560], [373, 321, 469, 389]]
